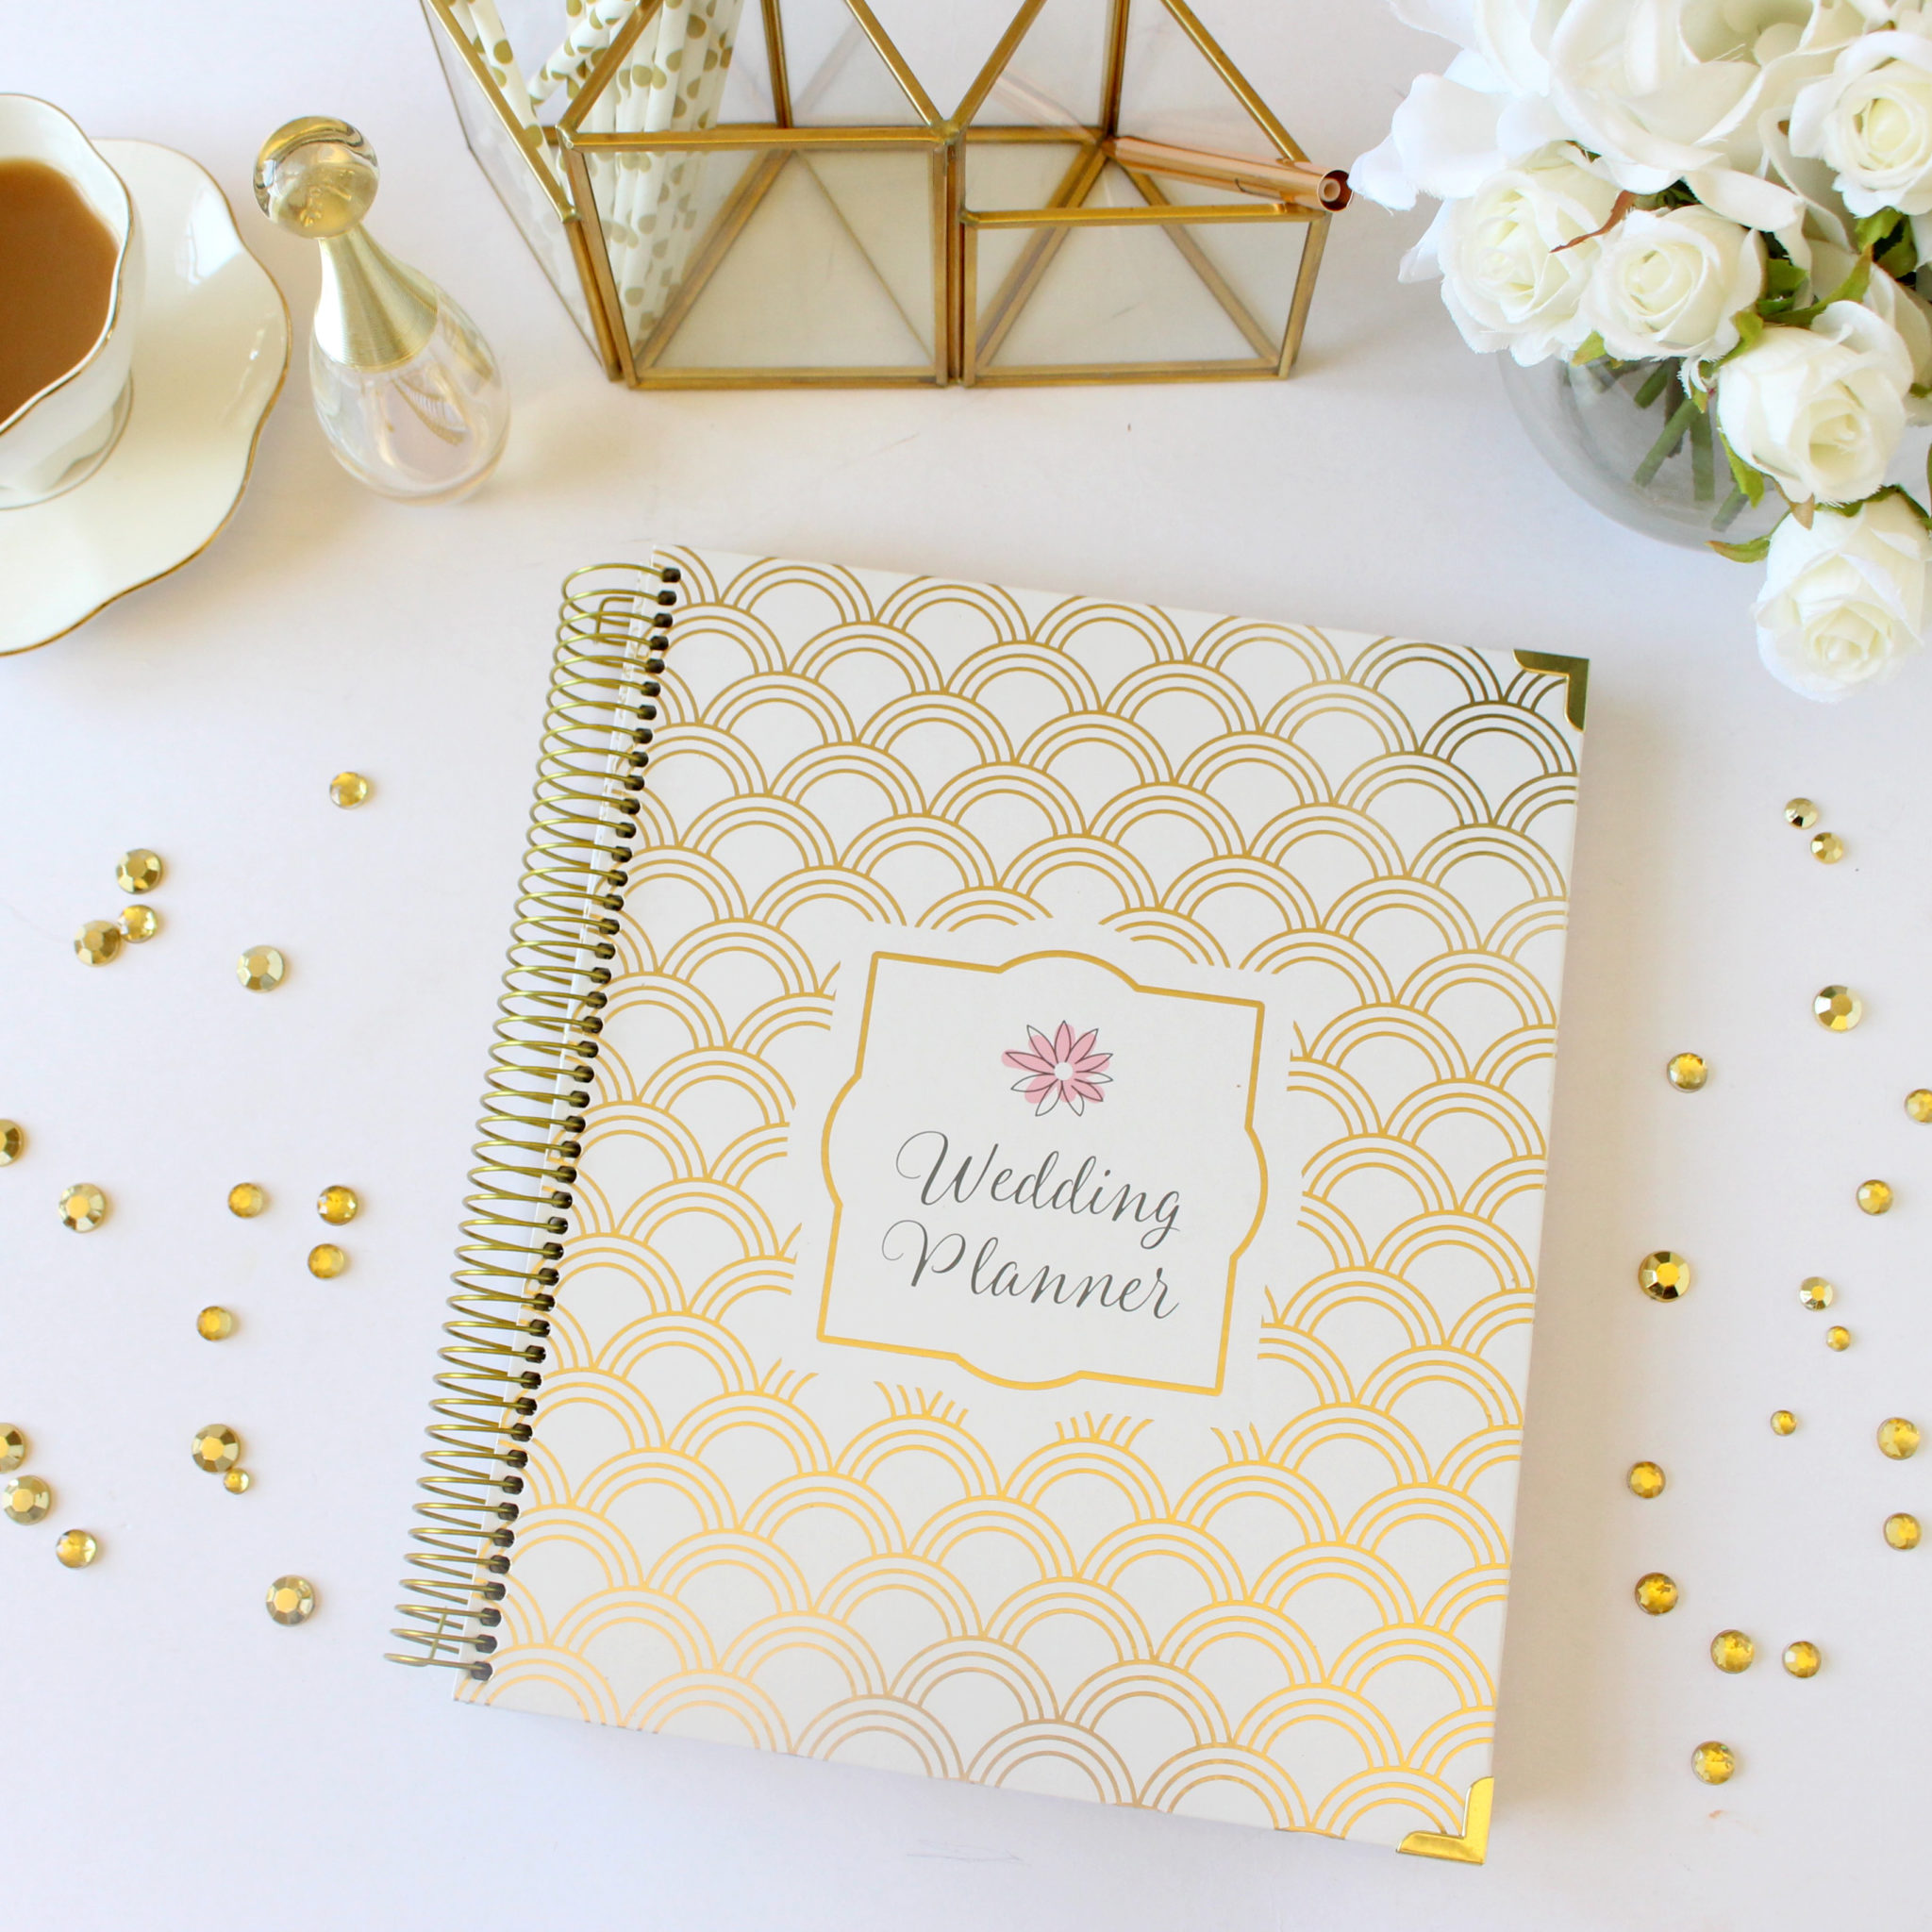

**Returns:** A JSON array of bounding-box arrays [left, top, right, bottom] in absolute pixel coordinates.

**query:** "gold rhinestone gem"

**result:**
[[1709, 1629, 1755, 1673], [5, 1476, 51, 1524], [1771, 1408, 1798, 1435], [1635, 1572, 1678, 1615], [1878, 1417, 1921, 1459], [237, 945, 286, 991], [227, 1181, 266, 1218], [75, 920, 121, 966], [225, 1469, 252, 1494], [308, 1242, 347, 1279], [1907, 1089, 1932, 1123], [1857, 1178, 1893, 1215], [0, 1120, 25, 1163], [329, 772, 370, 808], [1665, 1052, 1707, 1091], [118, 905, 158, 942], [1627, 1460, 1666, 1499], [1638, 1252, 1690, 1302], [1783, 1641, 1822, 1678], [1799, 1276, 1835, 1311], [266, 1574, 316, 1624], [1815, 985, 1862, 1030], [191, 1424, 241, 1474], [1826, 1324, 1851, 1350], [0, 1426, 24, 1473], [54, 1529, 96, 1568], [58, 1183, 106, 1232], [1691, 1741, 1735, 1786], [115, 849, 162, 893], [196, 1306, 235, 1341], [316, 1186, 358, 1225], [1784, 798, 1819, 829], [1884, 1511, 1921, 1549], [1810, 831, 1844, 864]]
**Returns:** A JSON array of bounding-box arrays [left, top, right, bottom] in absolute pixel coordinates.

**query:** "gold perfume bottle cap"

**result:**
[[254, 117, 437, 369]]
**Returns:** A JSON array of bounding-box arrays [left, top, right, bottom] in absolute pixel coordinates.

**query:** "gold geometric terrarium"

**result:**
[[423, 0, 1348, 387]]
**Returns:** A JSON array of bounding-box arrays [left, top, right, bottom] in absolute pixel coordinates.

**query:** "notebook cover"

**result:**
[[461, 547, 1584, 1853]]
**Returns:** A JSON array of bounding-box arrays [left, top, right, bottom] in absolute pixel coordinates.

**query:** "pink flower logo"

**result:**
[[1002, 1022, 1112, 1117]]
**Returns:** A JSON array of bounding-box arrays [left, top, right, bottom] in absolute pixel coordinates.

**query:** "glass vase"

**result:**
[[1499, 351, 1782, 550]]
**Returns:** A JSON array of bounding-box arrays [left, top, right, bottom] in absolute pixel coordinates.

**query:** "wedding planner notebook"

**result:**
[[392, 549, 1587, 1862]]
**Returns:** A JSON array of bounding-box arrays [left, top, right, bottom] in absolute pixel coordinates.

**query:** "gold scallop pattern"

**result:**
[[462, 553, 1583, 1849]]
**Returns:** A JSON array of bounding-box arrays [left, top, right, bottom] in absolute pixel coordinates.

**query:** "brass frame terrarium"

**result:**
[[423, 0, 1348, 387]]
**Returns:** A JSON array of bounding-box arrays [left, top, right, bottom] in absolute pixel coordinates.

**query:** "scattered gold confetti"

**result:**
[[118, 905, 158, 942], [225, 1469, 252, 1494], [308, 1243, 347, 1279], [1771, 1409, 1798, 1435], [4, 1476, 51, 1524], [191, 1425, 241, 1474], [1635, 1572, 1678, 1615], [329, 772, 370, 808], [1691, 1741, 1735, 1785], [1878, 1417, 1920, 1459], [0, 1120, 21, 1163], [1666, 1053, 1707, 1091], [266, 1574, 316, 1624], [1907, 1089, 1932, 1124], [1884, 1512, 1920, 1549], [1784, 798, 1819, 829], [227, 1182, 266, 1218], [1810, 831, 1844, 864], [1638, 1252, 1691, 1302], [1857, 1179, 1893, 1215], [1782, 1641, 1821, 1678], [1799, 1276, 1835, 1311], [116, 849, 162, 892], [1709, 1629, 1755, 1673], [196, 1307, 235, 1341], [1627, 1460, 1666, 1499], [1814, 985, 1863, 1030], [75, 920, 121, 966], [58, 1183, 106, 1232], [54, 1529, 96, 1568], [1826, 1325, 1851, 1351], [0, 1426, 23, 1473], [316, 1186, 358, 1225], [237, 945, 286, 991]]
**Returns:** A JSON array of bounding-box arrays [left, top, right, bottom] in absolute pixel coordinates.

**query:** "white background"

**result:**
[[4, 5, 1926, 1927]]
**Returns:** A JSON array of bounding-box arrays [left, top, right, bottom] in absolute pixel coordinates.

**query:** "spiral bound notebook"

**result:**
[[391, 550, 1588, 1862]]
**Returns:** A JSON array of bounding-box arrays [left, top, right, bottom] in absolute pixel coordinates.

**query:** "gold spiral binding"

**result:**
[[388, 558, 679, 1678]]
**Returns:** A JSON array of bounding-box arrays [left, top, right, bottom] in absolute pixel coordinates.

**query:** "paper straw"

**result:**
[[448, 0, 558, 179], [526, 0, 640, 110]]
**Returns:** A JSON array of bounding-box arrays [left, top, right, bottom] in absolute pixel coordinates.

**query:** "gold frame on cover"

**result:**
[[422, 0, 1347, 388]]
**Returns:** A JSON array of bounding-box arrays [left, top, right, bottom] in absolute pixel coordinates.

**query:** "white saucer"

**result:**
[[0, 140, 290, 655]]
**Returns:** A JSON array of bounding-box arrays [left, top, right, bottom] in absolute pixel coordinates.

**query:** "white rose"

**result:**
[[1790, 26, 1932, 215], [1579, 207, 1766, 360], [1404, 146, 1622, 362], [1755, 492, 1928, 698], [1806, 242, 1932, 409], [1716, 302, 1913, 501]]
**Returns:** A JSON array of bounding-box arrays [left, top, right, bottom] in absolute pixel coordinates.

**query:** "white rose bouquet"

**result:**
[[1355, 0, 1932, 701]]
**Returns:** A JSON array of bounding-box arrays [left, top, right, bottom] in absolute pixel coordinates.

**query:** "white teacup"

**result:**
[[0, 96, 143, 509]]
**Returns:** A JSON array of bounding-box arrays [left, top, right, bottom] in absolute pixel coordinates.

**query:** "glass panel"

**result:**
[[973, 164, 1300, 372], [968, 0, 1113, 129], [590, 142, 939, 372], [424, 0, 600, 351], [1117, 0, 1278, 158], [780, 0, 936, 125]]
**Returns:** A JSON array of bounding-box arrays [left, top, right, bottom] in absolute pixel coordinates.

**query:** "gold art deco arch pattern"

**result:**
[[464, 549, 1580, 1855]]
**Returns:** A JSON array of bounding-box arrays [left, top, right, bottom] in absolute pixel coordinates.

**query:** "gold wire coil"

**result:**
[[388, 558, 678, 1678]]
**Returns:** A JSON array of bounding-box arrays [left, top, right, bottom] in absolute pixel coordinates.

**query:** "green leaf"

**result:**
[[1880, 236, 1918, 280], [1709, 533, 1774, 562], [1723, 435, 1767, 507], [1570, 331, 1607, 366], [1764, 257, 1806, 298], [1854, 208, 1905, 253]]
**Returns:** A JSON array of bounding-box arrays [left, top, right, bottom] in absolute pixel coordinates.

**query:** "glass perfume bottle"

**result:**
[[254, 117, 508, 503]]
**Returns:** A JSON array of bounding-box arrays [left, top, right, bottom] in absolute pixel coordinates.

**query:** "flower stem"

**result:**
[[1633, 359, 1678, 409], [1713, 485, 1748, 531], [1690, 404, 1714, 504], [1635, 395, 1698, 488]]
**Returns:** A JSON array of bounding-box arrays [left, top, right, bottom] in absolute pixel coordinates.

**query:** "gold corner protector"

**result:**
[[1514, 651, 1589, 730], [1397, 1776, 1492, 1866]]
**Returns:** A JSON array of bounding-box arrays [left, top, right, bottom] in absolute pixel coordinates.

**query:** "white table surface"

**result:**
[[5, 6, 1925, 1927]]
